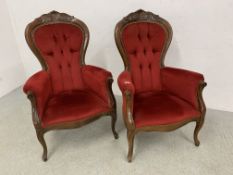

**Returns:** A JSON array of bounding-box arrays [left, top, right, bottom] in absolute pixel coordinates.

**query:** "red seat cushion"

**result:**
[[133, 91, 200, 128], [42, 90, 110, 127]]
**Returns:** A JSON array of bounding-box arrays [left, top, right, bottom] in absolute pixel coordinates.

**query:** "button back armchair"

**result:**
[[23, 11, 118, 161], [115, 10, 207, 162]]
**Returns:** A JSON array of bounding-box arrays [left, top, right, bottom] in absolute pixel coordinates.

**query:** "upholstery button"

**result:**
[[131, 50, 137, 56], [148, 64, 151, 69], [70, 48, 77, 53], [147, 33, 151, 39], [53, 35, 57, 43], [63, 34, 67, 41], [67, 63, 71, 67], [59, 65, 62, 69], [60, 49, 63, 55], [139, 64, 143, 69], [46, 51, 54, 56], [138, 34, 141, 41], [152, 48, 157, 54], [143, 48, 146, 55]]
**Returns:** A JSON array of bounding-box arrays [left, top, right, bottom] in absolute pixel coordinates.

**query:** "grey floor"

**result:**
[[0, 88, 233, 175]]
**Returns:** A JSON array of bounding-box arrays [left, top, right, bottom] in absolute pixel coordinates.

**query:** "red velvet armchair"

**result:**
[[115, 10, 207, 162], [23, 11, 118, 161]]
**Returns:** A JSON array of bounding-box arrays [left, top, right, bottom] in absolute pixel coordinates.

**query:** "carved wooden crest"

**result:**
[[25, 11, 89, 69], [30, 11, 81, 24], [115, 9, 173, 69], [122, 9, 160, 23]]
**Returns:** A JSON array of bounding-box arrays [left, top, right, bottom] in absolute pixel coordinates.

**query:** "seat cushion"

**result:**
[[133, 91, 200, 128], [42, 90, 110, 127]]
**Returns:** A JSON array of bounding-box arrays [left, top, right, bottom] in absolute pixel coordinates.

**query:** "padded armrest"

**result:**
[[23, 71, 52, 118], [161, 67, 205, 109], [118, 71, 135, 128], [118, 71, 135, 94], [81, 65, 113, 106]]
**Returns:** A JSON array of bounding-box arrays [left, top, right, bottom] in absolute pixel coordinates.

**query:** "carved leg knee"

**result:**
[[194, 121, 203, 146], [127, 130, 135, 162], [111, 111, 119, 139], [36, 131, 48, 161]]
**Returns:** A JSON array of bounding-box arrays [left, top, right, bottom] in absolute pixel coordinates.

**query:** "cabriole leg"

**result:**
[[111, 111, 119, 139], [194, 120, 204, 146], [127, 130, 135, 162], [36, 130, 48, 161]]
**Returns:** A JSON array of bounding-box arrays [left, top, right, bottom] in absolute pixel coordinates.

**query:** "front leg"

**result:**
[[107, 78, 119, 139], [127, 130, 135, 162], [111, 110, 119, 139], [193, 82, 207, 146], [36, 129, 48, 161]]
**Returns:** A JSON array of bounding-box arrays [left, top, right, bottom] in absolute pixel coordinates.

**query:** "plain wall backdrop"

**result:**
[[1, 0, 233, 112], [0, 0, 25, 97]]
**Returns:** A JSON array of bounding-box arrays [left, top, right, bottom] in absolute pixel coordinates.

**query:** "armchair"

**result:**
[[115, 10, 207, 162], [23, 11, 118, 161]]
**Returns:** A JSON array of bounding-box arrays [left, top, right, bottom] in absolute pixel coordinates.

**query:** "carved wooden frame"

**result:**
[[25, 11, 118, 161], [115, 9, 207, 162]]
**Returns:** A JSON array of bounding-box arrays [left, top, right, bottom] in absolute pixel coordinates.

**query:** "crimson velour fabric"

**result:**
[[122, 22, 165, 93], [23, 23, 113, 128], [118, 70, 135, 94], [23, 71, 52, 118], [161, 67, 204, 109], [42, 90, 109, 127], [34, 23, 84, 94], [81, 65, 113, 106], [118, 21, 205, 129], [133, 91, 200, 128]]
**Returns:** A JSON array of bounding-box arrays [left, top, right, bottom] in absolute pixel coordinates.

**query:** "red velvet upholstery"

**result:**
[[118, 21, 205, 129], [118, 71, 135, 126], [161, 67, 204, 110], [81, 65, 113, 106], [134, 91, 200, 128], [42, 90, 109, 127], [122, 22, 165, 93], [34, 23, 84, 94], [24, 23, 113, 128], [118, 71, 135, 94], [23, 71, 52, 118]]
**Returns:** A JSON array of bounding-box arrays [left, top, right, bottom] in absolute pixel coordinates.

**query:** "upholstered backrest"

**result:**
[[25, 11, 89, 94], [122, 22, 165, 92], [115, 10, 172, 93]]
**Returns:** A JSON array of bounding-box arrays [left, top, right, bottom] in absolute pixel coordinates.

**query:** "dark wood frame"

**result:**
[[25, 11, 118, 161], [115, 9, 207, 162]]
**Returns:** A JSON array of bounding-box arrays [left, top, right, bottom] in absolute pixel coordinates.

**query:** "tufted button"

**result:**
[[138, 34, 141, 41], [139, 64, 143, 69], [131, 50, 137, 56], [70, 48, 77, 53], [60, 49, 63, 55], [63, 34, 67, 41], [46, 51, 54, 56], [148, 64, 152, 69], [147, 33, 151, 39], [53, 35, 57, 43], [152, 48, 157, 54], [67, 63, 71, 67], [143, 48, 147, 55], [58, 65, 62, 69]]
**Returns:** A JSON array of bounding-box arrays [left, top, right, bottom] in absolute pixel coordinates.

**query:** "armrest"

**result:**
[[118, 71, 135, 129], [23, 71, 52, 119], [161, 67, 206, 110], [81, 65, 113, 107], [118, 70, 135, 94]]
